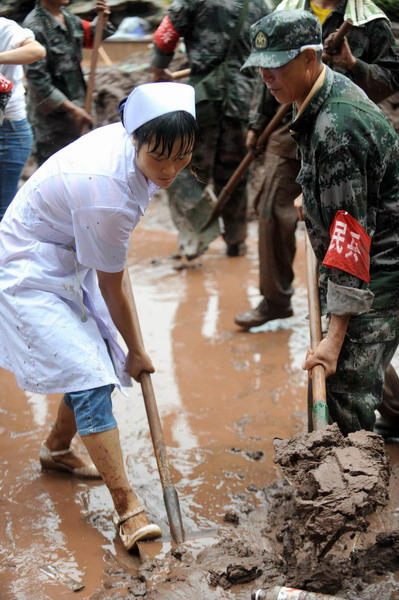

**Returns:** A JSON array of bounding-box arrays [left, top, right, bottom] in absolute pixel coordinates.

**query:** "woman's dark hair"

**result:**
[[133, 110, 197, 158]]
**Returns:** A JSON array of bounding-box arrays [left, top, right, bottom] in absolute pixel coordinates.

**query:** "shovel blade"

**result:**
[[137, 528, 219, 560], [164, 485, 185, 543]]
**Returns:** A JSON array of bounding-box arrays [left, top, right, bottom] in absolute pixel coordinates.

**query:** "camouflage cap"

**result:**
[[241, 9, 322, 70]]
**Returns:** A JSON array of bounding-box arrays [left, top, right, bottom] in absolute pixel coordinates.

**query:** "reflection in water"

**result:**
[[2, 485, 86, 600], [172, 412, 200, 450], [24, 391, 48, 427], [201, 293, 219, 340], [127, 264, 200, 452]]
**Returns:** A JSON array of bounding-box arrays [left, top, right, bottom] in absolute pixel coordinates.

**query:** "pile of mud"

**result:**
[[93, 427, 397, 600], [96, 476, 399, 600], [273, 423, 391, 554]]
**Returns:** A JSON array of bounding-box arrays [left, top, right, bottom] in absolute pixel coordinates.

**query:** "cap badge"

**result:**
[[255, 31, 268, 49]]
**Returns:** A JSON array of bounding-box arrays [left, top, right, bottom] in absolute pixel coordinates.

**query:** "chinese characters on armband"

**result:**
[[322, 210, 371, 283]]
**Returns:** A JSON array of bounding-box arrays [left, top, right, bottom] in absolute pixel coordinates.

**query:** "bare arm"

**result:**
[[97, 269, 155, 381], [0, 38, 46, 65], [303, 314, 350, 378]]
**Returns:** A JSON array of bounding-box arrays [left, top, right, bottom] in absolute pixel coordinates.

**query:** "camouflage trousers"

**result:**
[[29, 109, 83, 166], [326, 306, 399, 435], [167, 114, 248, 258]]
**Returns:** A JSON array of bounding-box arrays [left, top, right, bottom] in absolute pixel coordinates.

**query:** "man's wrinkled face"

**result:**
[[259, 50, 317, 107]]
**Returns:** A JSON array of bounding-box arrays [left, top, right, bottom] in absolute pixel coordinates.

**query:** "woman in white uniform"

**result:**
[[0, 82, 197, 551]]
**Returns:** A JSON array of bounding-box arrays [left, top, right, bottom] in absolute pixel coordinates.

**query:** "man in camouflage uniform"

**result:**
[[23, 0, 114, 165], [150, 0, 269, 259], [235, 0, 399, 327], [242, 9, 399, 435]]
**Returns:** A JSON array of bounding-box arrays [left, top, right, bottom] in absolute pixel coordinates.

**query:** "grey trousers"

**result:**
[[257, 151, 301, 307]]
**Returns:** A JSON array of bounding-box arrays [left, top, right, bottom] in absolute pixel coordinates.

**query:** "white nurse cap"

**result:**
[[122, 82, 196, 135]]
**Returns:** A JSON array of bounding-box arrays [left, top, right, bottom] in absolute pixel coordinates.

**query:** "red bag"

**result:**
[[0, 72, 13, 93]]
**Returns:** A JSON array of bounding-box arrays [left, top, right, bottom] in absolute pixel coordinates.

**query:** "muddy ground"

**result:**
[[2, 45, 399, 600], [2, 201, 399, 600]]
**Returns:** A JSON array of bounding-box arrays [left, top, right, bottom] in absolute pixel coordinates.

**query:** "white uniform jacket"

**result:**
[[0, 123, 158, 394]]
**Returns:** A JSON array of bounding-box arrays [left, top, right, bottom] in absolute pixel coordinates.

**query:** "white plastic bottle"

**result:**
[[251, 587, 346, 600]]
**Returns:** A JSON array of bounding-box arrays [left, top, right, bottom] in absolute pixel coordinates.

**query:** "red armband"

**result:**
[[153, 15, 180, 53], [81, 19, 93, 48], [0, 73, 13, 93], [322, 210, 371, 283]]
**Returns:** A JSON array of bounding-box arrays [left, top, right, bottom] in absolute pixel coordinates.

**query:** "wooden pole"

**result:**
[[83, 10, 106, 117], [305, 231, 329, 431], [122, 271, 185, 544]]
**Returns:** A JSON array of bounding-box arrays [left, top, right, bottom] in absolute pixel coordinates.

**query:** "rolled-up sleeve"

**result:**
[[307, 143, 376, 315]]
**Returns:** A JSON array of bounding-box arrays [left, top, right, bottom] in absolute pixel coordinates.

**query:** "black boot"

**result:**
[[234, 298, 293, 329]]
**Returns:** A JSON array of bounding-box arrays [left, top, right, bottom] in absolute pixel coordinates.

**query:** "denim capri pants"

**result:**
[[63, 384, 117, 436]]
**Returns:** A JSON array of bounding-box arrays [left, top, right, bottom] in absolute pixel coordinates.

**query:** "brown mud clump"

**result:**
[[125, 478, 399, 600], [273, 423, 390, 553]]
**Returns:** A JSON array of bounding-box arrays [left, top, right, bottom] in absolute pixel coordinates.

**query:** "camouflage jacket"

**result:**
[[22, 6, 114, 115], [151, 0, 269, 119], [250, 0, 399, 156], [291, 66, 399, 315]]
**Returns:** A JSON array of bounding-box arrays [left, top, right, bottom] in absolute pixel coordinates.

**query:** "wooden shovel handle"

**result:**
[[122, 270, 185, 543], [121, 271, 174, 489], [305, 230, 329, 430], [172, 68, 191, 79], [84, 10, 106, 116], [328, 18, 353, 50]]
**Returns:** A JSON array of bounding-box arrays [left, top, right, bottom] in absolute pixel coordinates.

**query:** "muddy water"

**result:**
[[1, 193, 399, 599]]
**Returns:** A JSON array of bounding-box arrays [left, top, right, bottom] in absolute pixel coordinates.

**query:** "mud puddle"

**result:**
[[1, 195, 399, 600]]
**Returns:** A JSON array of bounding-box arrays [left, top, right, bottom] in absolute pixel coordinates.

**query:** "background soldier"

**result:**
[[150, 0, 269, 259], [23, 0, 114, 166]]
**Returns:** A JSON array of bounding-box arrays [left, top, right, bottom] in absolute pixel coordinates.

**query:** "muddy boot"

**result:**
[[375, 363, 399, 441], [226, 241, 247, 257], [234, 298, 293, 329]]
